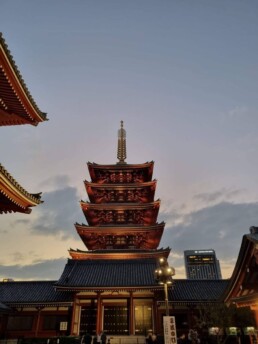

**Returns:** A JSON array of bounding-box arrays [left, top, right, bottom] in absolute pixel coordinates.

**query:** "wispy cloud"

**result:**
[[12, 176, 85, 239], [6, 250, 45, 265], [219, 105, 249, 127], [0, 258, 67, 281], [39, 175, 71, 190], [194, 188, 243, 204], [228, 106, 248, 118], [161, 201, 258, 279], [0, 229, 8, 234]]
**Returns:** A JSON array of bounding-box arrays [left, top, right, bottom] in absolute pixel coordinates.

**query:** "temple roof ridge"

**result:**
[[68, 247, 170, 260], [0, 280, 57, 284], [69, 247, 170, 254], [87, 161, 154, 167], [75, 221, 165, 227], [0, 163, 43, 204], [84, 180, 157, 186], [0, 32, 48, 124], [80, 199, 160, 206]]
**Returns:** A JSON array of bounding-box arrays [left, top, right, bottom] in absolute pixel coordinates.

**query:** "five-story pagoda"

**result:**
[[55, 121, 171, 337]]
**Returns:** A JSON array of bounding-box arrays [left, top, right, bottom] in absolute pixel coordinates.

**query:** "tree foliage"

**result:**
[[232, 306, 256, 328], [194, 302, 255, 330]]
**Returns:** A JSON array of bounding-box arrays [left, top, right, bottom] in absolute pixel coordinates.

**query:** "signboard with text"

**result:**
[[163, 316, 177, 344], [60, 322, 68, 331]]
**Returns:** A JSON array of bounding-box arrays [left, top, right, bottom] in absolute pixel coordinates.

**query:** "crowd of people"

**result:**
[[176, 328, 258, 344], [81, 331, 107, 344], [146, 332, 158, 344], [79, 329, 257, 344], [145, 329, 200, 344], [177, 329, 200, 344]]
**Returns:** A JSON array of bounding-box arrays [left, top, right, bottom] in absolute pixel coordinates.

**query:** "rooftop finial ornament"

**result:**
[[117, 120, 127, 164]]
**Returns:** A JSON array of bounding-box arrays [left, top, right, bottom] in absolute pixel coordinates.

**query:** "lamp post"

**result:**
[[155, 257, 175, 316]]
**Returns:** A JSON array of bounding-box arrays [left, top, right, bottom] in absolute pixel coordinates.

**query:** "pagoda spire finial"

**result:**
[[117, 120, 127, 164]]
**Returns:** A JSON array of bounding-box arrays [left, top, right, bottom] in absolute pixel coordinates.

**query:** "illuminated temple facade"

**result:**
[[0, 123, 230, 340], [56, 121, 171, 336]]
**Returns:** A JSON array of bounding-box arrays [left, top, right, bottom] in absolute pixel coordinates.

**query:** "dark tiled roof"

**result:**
[[56, 258, 158, 288], [170, 279, 229, 302], [0, 281, 73, 305], [55, 259, 229, 303], [0, 274, 229, 305]]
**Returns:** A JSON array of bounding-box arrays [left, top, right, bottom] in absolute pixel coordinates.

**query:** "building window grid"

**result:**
[[185, 250, 222, 280]]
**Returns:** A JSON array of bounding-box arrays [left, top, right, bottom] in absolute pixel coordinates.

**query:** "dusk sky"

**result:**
[[1, 1, 258, 281]]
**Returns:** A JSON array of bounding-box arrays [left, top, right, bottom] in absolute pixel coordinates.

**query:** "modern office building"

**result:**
[[184, 249, 222, 280]]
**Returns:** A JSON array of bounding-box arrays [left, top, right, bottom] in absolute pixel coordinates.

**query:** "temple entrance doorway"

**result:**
[[134, 304, 153, 335], [78, 299, 153, 336], [80, 304, 97, 335], [103, 306, 129, 335]]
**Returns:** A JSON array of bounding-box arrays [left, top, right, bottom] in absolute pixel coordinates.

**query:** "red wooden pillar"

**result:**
[[96, 292, 102, 334], [153, 294, 159, 334], [70, 297, 81, 335], [252, 306, 258, 328], [35, 307, 43, 337], [129, 292, 134, 335]]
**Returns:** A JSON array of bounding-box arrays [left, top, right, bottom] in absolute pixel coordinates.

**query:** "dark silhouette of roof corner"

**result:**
[[220, 226, 258, 302], [0, 32, 48, 125]]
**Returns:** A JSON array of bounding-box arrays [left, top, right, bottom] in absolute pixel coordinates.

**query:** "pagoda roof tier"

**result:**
[[69, 247, 170, 261], [75, 222, 165, 250], [0, 33, 47, 126], [80, 200, 160, 226], [0, 163, 42, 214], [84, 180, 157, 204], [87, 161, 154, 183]]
